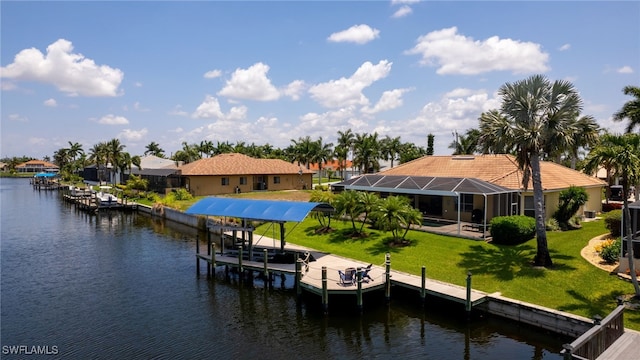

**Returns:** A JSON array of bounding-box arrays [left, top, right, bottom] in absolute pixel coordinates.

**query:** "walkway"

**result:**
[[596, 330, 640, 360]]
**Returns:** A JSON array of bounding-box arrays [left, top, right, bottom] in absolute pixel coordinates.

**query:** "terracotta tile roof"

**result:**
[[308, 160, 353, 171], [16, 160, 59, 168], [178, 153, 314, 176], [381, 154, 606, 191]]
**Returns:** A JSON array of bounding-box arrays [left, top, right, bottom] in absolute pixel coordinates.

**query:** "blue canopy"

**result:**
[[34, 172, 57, 178], [185, 197, 334, 222]]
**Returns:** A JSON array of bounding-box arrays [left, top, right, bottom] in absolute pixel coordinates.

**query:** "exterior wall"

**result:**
[[519, 186, 604, 219], [581, 187, 603, 215], [187, 173, 312, 196]]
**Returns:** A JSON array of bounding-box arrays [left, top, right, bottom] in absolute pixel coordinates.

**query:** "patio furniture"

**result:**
[[339, 268, 356, 286]]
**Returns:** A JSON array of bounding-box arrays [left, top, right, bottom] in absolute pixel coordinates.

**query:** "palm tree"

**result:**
[[584, 133, 640, 297], [172, 142, 200, 164], [88, 142, 109, 183], [566, 115, 600, 169], [479, 74, 588, 267], [613, 85, 640, 134], [310, 137, 334, 186], [144, 142, 165, 158], [198, 140, 214, 158], [333, 190, 365, 236], [449, 129, 480, 155], [381, 135, 402, 168], [336, 129, 355, 179], [352, 132, 381, 174], [106, 138, 125, 184], [289, 136, 315, 169]]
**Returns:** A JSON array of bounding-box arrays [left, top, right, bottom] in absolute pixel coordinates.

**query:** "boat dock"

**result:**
[[196, 235, 488, 314], [61, 192, 137, 212]]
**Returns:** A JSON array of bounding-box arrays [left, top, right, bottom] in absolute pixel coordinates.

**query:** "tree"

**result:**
[[584, 133, 640, 297], [198, 140, 214, 158], [144, 141, 165, 157], [333, 190, 365, 236], [426, 133, 435, 155], [88, 142, 109, 183], [336, 129, 355, 179], [289, 136, 315, 169], [352, 132, 381, 174], [371, 195, 422, 245], [449, 129, 480, 155], [381, 135, 402, 168], [479, 74, 588, 267], [310, 137, 334, 186], [613, 85, 640, 134]]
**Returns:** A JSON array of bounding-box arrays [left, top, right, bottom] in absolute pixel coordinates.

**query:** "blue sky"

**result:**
[[1, 1, 638, 159]]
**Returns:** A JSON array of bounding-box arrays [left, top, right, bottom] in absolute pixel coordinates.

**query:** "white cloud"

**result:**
[[0, 39, 124, 96], [134, 101, 150, 112], [204, 69, 222, 79], [8, 113, 28, 122], [327, 24, 380, 45], [118, 128, 148, 141], [226, 106, 248, 121], [617, 66, 634, 74], [392, 5, 413, 18], [405, 27, 549, 75], [44, 98, 57, 107], [559, 44, 571, 51], [169, 105, 189, 117], [192, 95, 224, 119], [361, 88, 412, 114], [282, 80, 306, 100], [98, 114, 129, 125], [217, 62, 280, 101], [309, 60, 392, 108], [1, 81, 17, 91]]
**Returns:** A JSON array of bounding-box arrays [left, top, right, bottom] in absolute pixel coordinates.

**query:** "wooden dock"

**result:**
[[62, 194, 137, 212], [196, 235, 488, 312]]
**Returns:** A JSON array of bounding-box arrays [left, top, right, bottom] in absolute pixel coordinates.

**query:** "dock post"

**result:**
[[465, 272, 472, 318], [385, 253, 391, 303], [263, 249, 269, 280], [421, 266, 426, 306], [211, 243, 216, 275], [207, 231, 211, 278], [356, 267, 363, 314], [238, 246, 243, 279], [196, 234, 200, 275], [322, 267, 328, 315], [295, 253, 302, 301]]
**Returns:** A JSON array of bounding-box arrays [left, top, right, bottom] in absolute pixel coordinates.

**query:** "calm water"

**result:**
[[1, 178, 567, 359]]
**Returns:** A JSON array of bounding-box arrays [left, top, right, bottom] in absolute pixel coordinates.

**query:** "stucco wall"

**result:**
[[187, 174, 312, 196]]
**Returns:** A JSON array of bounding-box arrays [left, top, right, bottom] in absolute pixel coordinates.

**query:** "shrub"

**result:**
[[545, 218, 560, 231], [490, 215, 536, 245], [599, 239, 621, 264], [603, 209, 622, 237], [553, 186, 588, 225], [172, 188, 193, 201]]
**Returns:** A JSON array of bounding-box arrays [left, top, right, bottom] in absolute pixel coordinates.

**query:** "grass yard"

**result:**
[[254, 216, 640, 331]]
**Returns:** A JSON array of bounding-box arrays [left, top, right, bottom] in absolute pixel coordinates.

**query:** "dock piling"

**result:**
[[295, 253, 302, 301], [322, 267, 328, 315], [385, 253, 391, 303], [421, 266, 426, 306], [263, 249, 269, 279], [196, 235, 200, 275], [465, 271, 472, 317], [357, 267, 363, 313]]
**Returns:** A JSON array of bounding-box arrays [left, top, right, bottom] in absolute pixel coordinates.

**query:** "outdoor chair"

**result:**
[[362, 264, 373, 282], [338, 269, 355, 286]]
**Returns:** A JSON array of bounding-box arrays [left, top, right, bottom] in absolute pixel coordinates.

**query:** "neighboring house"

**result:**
[[178, 153, 314, 196], [307, 160, 353, 180], [15, 160, 59, 173], [127, 155, 181, 193], [333, 154, 606, 224], [0, 162, 7, 172]]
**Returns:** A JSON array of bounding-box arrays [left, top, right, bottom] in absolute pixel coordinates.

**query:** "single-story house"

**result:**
[[127, 155, 181, 193], [15, 160, 59, 173], [178, 153, 315, 196], [332, 154, 606, 225]]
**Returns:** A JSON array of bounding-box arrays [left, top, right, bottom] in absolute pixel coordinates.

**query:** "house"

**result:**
[[15, 160, 59, 173], [178, 153, 314, 196], [333, 154, 606, 225], [127, 155, 181, 193], [307, 159, 353, 180]]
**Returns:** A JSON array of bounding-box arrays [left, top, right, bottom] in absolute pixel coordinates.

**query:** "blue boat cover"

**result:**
[[34, 172, 57, 178], [185, 197, 333, 222]]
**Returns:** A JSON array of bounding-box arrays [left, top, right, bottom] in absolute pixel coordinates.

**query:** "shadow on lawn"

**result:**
[[365, 236, 418, 256], [301, 225, 382, 245], [559, 289, 626, 319], [458, 244, 578, 281]]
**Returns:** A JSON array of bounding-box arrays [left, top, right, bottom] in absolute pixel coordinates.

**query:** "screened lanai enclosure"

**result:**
[[331, 175, 520, 238]]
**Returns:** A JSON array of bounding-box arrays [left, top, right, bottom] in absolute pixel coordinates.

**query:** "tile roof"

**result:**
[[178, 153, 314, 176], [308, 160, 353, 171], [380, 154, 606, 191], [16, 160, 59, 168]]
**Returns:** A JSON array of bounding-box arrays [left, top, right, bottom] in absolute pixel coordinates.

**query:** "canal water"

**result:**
[[1, 177, 568, 359]]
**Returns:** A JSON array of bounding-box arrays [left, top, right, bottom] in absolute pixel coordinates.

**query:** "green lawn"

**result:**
[[255, 217, 640, 331]]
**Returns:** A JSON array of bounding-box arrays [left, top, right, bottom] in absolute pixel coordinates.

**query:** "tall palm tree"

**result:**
[[613, 85, 640, 134], [336, 129, 355, 179], [289, 136, 315, 169], [479, 74, 587, 267], [144, 141, 165, 158], [381, 135, 402, 168], [198, 140, 215, 158], [584, 133, 640, 297], [106, 138, 125, 184], [310, 137, 334, 186], [352, 132, 380, 174], [566, 115, 600, 169], [88, 142, 109, 183]]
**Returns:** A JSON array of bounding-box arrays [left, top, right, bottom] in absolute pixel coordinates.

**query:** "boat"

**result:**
[[95, 186, 119, 206], [69, 186, 92, 197]]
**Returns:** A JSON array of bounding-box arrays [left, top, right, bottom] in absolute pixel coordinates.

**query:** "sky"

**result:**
[[1, 1, 638, 160]]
